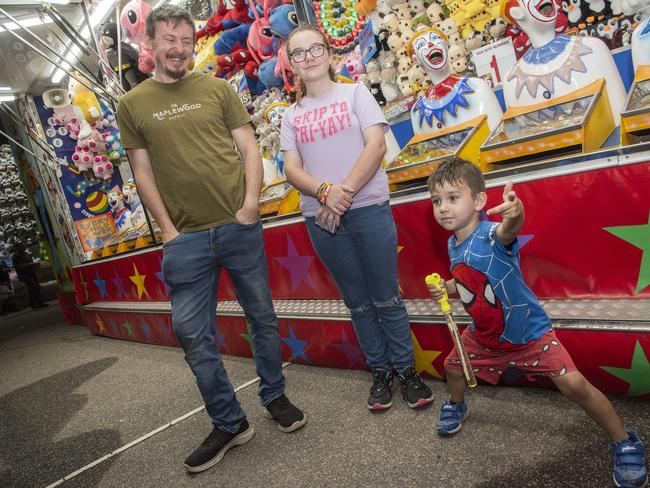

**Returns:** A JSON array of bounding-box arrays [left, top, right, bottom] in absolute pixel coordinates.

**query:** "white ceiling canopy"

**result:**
[[0, 0, 119, 97]]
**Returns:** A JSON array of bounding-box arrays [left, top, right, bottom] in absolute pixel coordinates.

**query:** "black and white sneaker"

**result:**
[[184, 419, 255, 473], [263, 393, 306, 433], [368, 369, 393, 411], [397, 365, 434, 409]]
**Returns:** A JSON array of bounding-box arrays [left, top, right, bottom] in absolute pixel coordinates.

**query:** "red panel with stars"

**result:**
[[71, 160, 650, 303], [81, 308, 650, 398]]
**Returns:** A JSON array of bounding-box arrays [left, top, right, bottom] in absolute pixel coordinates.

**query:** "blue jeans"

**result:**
[[162, 221, 285, 433], [305, 201, 414, 371]]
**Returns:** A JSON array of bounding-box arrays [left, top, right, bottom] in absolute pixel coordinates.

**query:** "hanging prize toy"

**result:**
[[313, 0, 367, 54]]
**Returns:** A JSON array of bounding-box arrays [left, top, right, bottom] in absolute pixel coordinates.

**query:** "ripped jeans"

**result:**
[[305, 201, 414, 371]]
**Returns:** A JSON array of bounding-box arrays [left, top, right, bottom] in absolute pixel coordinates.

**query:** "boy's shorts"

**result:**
[[444, 328, 577, 385]]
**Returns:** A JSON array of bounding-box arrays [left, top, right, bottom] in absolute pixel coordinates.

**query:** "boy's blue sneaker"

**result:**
[[612, 429, 648, 488], [437, 399, 468, 437]]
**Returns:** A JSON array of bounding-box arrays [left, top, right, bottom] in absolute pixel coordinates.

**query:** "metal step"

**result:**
[[82, 298, 650, 332]]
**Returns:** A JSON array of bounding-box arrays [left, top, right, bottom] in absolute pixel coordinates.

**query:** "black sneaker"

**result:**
[[397, 365, 434, 409], [183, 419, 255, 473], [368, 369, 393, 411], [263, 393, 306, 433]]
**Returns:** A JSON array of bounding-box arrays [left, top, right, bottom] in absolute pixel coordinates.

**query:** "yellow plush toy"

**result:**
[[470, 8, 491, 32], [68, 73, 101, 123], [193, 33, 220, 74], [464, 0, 486, 19], [354, 0, 377, 16], [446, 0, 469, 31]]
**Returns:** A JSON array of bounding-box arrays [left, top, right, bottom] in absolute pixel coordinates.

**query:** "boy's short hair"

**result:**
[[427, 157, 486, 197]]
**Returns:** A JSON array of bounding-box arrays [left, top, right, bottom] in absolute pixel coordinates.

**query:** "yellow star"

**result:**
[[95, 315, 106, 334], [129, 264, 148, 299], [411, 331, 443, 379]]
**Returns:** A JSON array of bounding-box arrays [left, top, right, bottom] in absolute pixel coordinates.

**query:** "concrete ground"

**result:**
[[1, 305, 648, 488]]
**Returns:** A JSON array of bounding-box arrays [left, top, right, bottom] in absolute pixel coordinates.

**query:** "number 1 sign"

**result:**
[[471, 37, 517, 88]]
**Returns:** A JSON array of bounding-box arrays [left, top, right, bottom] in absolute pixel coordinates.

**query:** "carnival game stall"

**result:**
[[0, 0, 648, 398]]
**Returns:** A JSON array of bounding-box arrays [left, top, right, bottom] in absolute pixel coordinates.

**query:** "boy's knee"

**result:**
[[556, 372, 591, 402]]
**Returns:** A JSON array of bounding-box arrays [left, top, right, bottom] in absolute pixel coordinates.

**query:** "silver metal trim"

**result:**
[[81, 298, 650, 332]]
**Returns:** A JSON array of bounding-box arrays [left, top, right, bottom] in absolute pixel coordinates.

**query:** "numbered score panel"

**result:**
[[471, 37, 517, 89]]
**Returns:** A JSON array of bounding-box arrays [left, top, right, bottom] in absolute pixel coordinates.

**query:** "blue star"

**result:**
[[331, 328, 366, 368], [159, 321, 175, 345], [155, 258, 171, 296], [111, 276, 127, 297], [107, 320, 119, 338], [93, 273, 107, 298], [139, 320, 152, 343], [281, 324, 310, 363], [214, 327, 228, 353]]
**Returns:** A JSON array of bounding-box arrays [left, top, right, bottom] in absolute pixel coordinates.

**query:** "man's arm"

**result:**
[[126, 148, 178, 243], [231, 123, 263, 225], [486, 181, 524, 246]]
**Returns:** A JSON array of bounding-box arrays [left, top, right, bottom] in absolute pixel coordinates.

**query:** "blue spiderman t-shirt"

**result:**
[[448, 220, 550, 351]]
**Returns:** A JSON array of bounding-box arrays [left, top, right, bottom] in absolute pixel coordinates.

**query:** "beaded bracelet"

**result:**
[[316, 182, 328, 200], [316, 182, 333, 205], [320, 184, 332, 205]]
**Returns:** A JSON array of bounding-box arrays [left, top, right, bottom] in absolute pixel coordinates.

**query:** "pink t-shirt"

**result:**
[[280, 83, 389, 217]]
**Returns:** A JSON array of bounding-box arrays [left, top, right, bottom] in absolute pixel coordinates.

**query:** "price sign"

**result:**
[[471, 37, 517, 88]]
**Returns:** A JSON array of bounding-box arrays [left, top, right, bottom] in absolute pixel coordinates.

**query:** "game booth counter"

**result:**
[[72, 2, 650, 399], [0, 0, 648, 399]]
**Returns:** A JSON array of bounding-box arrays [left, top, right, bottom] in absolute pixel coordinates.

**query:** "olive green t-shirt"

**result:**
[[117, 73, 251, 232]]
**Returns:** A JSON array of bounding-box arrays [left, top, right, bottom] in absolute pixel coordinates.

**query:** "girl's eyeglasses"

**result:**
[[289, 43, 326, 63]]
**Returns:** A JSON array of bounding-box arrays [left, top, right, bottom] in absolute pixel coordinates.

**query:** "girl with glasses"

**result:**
[[281, 25, 434, 412]]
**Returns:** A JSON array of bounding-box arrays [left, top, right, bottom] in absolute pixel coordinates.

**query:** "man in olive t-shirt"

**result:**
[[117, 5, 305, 473]]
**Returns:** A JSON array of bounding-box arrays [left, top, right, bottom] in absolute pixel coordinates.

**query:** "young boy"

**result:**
[[426, 158, 647, 488]]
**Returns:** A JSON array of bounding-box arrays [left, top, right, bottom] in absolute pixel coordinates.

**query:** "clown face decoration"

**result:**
[[264, 102, 290, 132], [410, 29, 449, 73], [502, 0, 558, 45]]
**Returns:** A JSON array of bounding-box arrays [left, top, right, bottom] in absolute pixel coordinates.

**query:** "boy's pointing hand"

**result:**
[[486, 181, 523, 220]]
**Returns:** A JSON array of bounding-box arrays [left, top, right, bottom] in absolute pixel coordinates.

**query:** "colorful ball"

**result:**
[[86, 190, 108, 213]]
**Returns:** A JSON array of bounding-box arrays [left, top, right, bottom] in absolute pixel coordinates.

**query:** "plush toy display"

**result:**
[[68, 74, 102, 124], [120, 0, 151, 45], [625, 0, 650, 72], [0, 145, 38, 251], [380, 57, 401, 102], [100, 21, 149, 91]]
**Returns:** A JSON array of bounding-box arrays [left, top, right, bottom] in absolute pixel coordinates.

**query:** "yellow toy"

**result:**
[[68, 73, 101, 123], [193, 34, 220, 75]]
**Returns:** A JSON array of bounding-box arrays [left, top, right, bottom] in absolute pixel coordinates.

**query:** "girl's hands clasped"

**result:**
[[325, 184, 355, 215]]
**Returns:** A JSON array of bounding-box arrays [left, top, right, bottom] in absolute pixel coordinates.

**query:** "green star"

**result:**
[[240, 320, 253, 345], [604, 211, 650, 294], [122, 321, 134, 338], [601, 341, 650, 396]]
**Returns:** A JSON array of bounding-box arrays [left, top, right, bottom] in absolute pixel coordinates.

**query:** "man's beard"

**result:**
[[156, 53, 187, 80]]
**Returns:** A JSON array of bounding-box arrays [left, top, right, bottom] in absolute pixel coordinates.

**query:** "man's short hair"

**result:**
[[427, 157, 486, 197], [146, 5, 195, 40]]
